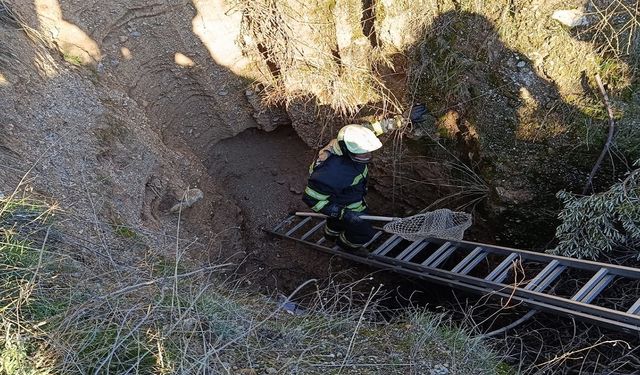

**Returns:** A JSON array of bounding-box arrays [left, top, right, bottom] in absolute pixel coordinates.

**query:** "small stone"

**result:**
[[276, 179, 286, 185], [516, 61, 526, 68], [170, 188, 204, 213], [119, 35, 128, 42], [552, 9, 590, 27], [130, 31, 142, 37], [237, 369, 256, 375], [218, 90, 228, 96], [289, 186, 302, 194], [266, 368, 277, 374]]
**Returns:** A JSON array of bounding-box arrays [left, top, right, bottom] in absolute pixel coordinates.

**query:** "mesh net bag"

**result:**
[[383, 209, 472, 241]]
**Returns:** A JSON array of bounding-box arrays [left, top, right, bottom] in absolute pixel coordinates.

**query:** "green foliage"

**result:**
[[550, 162, 640, 259], [0, 197, 58, 375]]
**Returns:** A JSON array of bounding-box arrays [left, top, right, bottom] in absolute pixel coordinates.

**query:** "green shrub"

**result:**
[[550, 161, 640, 259]]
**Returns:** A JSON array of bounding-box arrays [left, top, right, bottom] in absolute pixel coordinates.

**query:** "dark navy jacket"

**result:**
[[303, 154, 368, 213]]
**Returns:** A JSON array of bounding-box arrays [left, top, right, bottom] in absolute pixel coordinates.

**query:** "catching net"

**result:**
[[383, 209, 472, 241]]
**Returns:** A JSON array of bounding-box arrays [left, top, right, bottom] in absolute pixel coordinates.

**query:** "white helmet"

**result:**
[[337, 125, 382, 155]]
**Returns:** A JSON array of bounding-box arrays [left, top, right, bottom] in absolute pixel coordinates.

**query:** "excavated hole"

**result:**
[[170, 122, 458, 311]]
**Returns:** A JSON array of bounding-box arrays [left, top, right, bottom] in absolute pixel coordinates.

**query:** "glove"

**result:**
[[320, 203, 343, 218], [409, 103, 429, 124], [341, 209, 365, 225]]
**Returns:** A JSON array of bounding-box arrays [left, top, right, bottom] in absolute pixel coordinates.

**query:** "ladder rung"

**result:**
[[627, 298, 640, 315], [273, 215, 296, 232], [364, 231, 384, 248], [533, 264, 566, 292], [300, 220, 326, 240], [372, 235, 402, 256], [485, 253, 519, 283], [285, 217, 312, 236], [572, 268, 614, 303], [394, 239, 429, 262], [422, 242, 456, 268], [402, 240, 431, 262], [525, 260, 566, 292], [451, 247, 486, 274], [316, 237, 326, 245]]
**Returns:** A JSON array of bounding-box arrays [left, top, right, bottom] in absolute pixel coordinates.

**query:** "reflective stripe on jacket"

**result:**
[[302, 153, 368, 213]]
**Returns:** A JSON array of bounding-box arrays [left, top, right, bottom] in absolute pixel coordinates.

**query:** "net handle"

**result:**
[[295, 211, 399, 222]]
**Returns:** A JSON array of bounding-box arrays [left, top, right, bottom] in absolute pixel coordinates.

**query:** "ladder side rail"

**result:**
[[439, 238, 640, 279], [366, 248, 640, 328], [397, 258, 640, 328], [265, 229, 640, 333]]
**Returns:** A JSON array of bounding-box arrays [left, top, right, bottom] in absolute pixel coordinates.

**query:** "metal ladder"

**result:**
[[266, 214, 640, 334]]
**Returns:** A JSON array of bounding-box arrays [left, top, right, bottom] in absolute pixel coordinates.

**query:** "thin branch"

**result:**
[[583, 73, 617, 195]]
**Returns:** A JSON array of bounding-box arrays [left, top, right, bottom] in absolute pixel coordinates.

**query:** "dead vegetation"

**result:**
[[0, 185, 508, 374]]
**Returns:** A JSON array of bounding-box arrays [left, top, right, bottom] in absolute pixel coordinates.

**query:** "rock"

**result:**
[[119, 36, 128, 43], [516, 61, 526, 68], [289, 185, 302, 194], [551, 9, 590, 27], [170, 188, 204, 213], [276, 179, 286, 185], [130, 31, 142, 38], [237, 369, 257, 375], [265, 368, 277, 374], [218, 90, 228, 96]]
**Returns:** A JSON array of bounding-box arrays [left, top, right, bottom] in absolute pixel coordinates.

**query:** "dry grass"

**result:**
[[0, 185, 506, 374]]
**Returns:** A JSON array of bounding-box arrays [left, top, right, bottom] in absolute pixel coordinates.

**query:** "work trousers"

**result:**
[[326, 216, 376, 248]]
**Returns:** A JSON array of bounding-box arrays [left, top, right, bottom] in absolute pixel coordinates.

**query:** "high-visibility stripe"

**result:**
[[311, 200, 329, 212], [351, 174, 364, 186], [346, 201, 366, 212], [339, 232, 363, 248], [305, 187, 330, 200], [351, 166, 368, 186]]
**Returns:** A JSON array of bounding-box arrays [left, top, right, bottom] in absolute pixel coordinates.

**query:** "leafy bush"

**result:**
[[550, 161, 640, 260]]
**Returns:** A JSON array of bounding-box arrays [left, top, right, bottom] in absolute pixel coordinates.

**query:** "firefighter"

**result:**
[[302, 104, 428, 250]]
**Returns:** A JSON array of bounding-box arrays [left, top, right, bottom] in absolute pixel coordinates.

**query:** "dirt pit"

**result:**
[[199, 125, 442, 301]]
